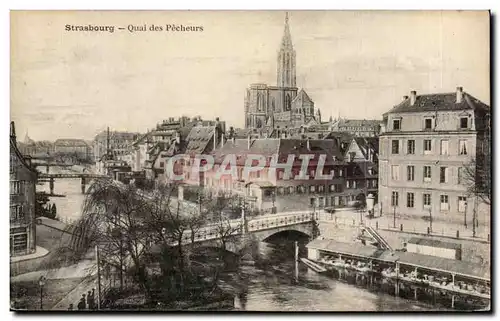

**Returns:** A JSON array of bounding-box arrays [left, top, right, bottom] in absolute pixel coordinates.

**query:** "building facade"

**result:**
[[93, 130, 140, 162], [53, 139, 92, 160], [10, 122, 37, 257], [379, 87, 490, 221]]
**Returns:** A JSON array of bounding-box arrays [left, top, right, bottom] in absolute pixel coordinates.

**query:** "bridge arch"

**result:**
[[261, 229, 312, 243]]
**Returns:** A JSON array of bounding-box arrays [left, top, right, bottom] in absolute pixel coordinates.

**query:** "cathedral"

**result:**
[[244, 13, 321, 131]]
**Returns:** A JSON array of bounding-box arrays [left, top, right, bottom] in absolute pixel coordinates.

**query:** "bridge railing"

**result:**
[[168, 211, 317, 246], [247, 211, 316, 232]]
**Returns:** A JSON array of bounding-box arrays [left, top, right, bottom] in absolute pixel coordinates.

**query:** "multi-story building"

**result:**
[[244, 13, 321, 131], [202, 138, 346, 213], [54, 139, 92, 160], [344, 137, 379, 205], [93, 130, 140, 162], [9, 122, 37, 257], [379, 87, 490, 221]]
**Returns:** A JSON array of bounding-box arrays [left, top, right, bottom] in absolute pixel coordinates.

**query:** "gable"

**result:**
[[345, 139, 366, 161]]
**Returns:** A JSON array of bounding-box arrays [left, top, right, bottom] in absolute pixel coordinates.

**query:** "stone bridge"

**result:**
[[173, 211, 319, 255]]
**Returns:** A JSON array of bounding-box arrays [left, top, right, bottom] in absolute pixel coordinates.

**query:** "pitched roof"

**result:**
[[291, 89, 314, 105], [54, 139, 89, 147], [185, 126, 216, 154], [385, 92, 490, 115], [337, 119, 382, 128], [213, 138, 344, 165]]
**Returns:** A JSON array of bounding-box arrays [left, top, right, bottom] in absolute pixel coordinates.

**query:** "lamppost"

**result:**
[[464, 201, 468, 229], [428, 207, 433, 233], [393, 205, 396, 229], [38, 276, 46, 310]]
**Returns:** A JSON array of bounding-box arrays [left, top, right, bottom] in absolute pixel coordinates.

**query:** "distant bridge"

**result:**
[[37, 173, 109, 194]]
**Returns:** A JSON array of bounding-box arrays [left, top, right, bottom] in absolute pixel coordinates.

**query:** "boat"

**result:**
[[300, 258, 327, 273]]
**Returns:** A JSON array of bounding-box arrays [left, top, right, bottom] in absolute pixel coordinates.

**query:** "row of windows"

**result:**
[[391, 192, 468, 212], [391, 165, 466, 184], [392, 139, 468, 156], [10, 205, 25, 221], [392, 116, 470, 131], [10, 181, 22, 194], [345, 179, 378, 189]]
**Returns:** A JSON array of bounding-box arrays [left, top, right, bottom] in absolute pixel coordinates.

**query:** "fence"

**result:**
[[317, 212, 490, 243]]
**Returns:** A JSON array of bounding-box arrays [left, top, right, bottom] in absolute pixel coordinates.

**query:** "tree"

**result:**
[[463, 155, 491, 206]]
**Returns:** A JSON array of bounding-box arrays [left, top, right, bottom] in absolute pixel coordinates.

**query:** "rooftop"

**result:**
[[385, 91, 490, 115]]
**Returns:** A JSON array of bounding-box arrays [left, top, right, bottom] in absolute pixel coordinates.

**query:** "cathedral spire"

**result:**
[[281, 12, 293, 50], [277, 11, 296, 88]]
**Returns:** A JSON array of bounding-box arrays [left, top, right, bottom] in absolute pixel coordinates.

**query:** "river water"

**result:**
[[40, 166, 450, 311]]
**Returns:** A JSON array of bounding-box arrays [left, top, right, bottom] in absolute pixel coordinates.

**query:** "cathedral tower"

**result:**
[[277, 12, 296, 88]]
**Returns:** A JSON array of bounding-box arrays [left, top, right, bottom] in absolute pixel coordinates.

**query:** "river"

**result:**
[[39, 166, 451, 311]]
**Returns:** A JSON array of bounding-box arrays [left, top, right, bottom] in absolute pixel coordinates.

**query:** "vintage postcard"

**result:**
[[9, 10, 491, 312]]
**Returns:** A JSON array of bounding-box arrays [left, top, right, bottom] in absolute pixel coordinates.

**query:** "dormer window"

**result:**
[[460, 117, 468, 129], [424, 118, 433, 130], [393, 119, 401, 131]]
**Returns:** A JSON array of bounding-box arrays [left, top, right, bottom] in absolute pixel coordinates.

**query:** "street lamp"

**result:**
[[464, 201, 468, 229], [393, 205, 397, 229], [428, 207, 433, 233], [38, 276, 46, 310]]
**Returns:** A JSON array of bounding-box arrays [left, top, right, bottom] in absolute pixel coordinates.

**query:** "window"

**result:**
[[424, 118, 433, 130], [407, 193, 415, 208], [440, 195, 449, 211], [288, 186, 294, 194], [346, 180, 351, 189], [458, 167, 465, 184], [278, 170, 284, 180], [393, 119, 401, 131], [339, 169, 343, 177], [372, 180, 378, 188], [423, 193, 431, 207], [309, 185, 316, 193], [318, 185, 324, 193], [407, 166, 415, 181], [439, 167, 448, 183], [391, 191, 399, 207], [329, 184, 335, 192], [407, 140, 415, 154], [11, 181, 21, 194], [310, 169, 316, 178], [391, 140, 400, 154], [459, 140, 468, 155], [458, 196, 467, 213], [391, 165, 400, 181], [460, 117, 468, 129], [440, 140, 449, 155], [423, 166, 432, 182], [424, 140, 432, 154], [353, 181, 357, 189], [278, 187, 284, 195]]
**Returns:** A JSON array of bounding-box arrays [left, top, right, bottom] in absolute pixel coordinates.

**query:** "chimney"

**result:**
[[410, 91, 417, 106], [456, 87, 463, 103], [402, 95, 409, 101]]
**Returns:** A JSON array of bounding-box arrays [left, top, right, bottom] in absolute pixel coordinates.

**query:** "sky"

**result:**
[[10, 10, 490, 141]]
